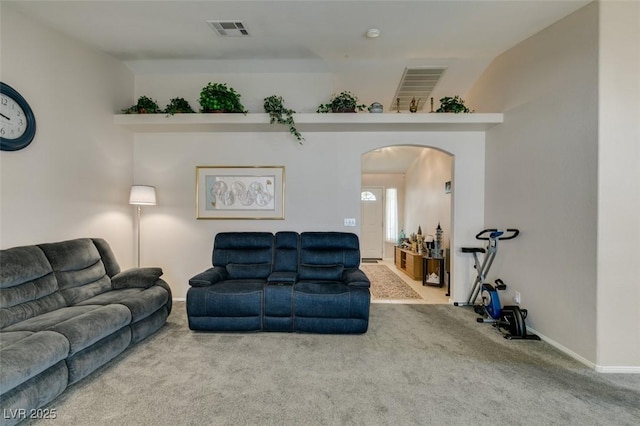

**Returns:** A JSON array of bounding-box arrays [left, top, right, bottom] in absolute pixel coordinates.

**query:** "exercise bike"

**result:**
[[454, 229, 540, 340]]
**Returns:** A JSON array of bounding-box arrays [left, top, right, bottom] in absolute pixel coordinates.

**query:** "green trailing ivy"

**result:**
[[264, 95, 303, 143]]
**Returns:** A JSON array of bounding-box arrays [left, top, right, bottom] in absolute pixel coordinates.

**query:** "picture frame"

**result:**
[[196, 166, 285, 219]]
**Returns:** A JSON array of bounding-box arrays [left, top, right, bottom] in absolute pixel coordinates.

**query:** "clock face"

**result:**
[[0, 82, 36, 151], [1, 96, 28, 140]]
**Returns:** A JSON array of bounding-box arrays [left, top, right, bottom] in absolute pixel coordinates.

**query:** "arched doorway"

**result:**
[[361, 145, 453, 303]]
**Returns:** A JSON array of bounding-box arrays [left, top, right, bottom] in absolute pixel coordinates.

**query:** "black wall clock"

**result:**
[[1, 82, 37, 151]]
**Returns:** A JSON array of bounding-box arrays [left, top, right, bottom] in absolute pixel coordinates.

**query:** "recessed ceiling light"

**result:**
[[366, 28, 381, 38]]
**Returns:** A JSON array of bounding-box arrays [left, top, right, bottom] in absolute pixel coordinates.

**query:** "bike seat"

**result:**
[[461, 247, 486, 253]]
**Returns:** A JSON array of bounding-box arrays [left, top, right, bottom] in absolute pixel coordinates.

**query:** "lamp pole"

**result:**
[[135, 205, 142, 267], [129, 185, 157, 268]]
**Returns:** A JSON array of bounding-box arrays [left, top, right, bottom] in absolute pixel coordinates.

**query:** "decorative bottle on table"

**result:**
[[433, 223, 443, 259]]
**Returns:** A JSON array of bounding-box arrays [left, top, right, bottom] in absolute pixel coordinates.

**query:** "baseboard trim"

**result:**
[[528, 327, 597, 369], [594, 365, 640, 374], [529, 327, 640, 374]]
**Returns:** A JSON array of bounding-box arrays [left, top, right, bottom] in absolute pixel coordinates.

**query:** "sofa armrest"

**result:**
[[112, 267, 163, 289], [267, 271, 297, 285], [189, 266, 228, 287], [343, 268, 371, 288]]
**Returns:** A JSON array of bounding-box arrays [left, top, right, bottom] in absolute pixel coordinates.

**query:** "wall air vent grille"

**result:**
[[207, 21, 250, 37], [391, 68, 446, 112]]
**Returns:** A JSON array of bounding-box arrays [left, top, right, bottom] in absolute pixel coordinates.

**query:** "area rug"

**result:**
[[360, 264, 422, 300]]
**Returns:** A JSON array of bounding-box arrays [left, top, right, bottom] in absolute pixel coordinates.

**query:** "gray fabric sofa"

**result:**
[[0, 238, 172, 426], [187, 231, 370, 334]]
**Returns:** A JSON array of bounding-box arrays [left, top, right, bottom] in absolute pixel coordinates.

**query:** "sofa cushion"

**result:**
[[91, 238, 121, 277], [0, 330, 70, 393], [65, 326, 131, 385], [38, 239, 113, 306], [3, 305, 131, 356], [0, 360, 68, 426], [294, 282, 352, 318], [274, 231, 299, 272], [226, 263, 271, 280], [212, 232, 274, 267], [187, 281, 264, 317], [75, 287, 169, 322], [3, 306, 97, 332], [299, 232, 361, 269], [0, 245, 66, 330], [298, 264, 344, 281]]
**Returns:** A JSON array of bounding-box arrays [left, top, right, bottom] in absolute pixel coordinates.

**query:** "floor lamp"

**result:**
[[129, 185, 156, 268]]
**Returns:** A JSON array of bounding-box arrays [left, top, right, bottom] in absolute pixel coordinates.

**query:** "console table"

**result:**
[[394, 246, 423, 280]]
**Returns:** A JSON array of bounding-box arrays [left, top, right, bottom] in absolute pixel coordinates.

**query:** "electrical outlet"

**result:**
[[344, 218, 356, 227], [514, 292, 521, 305]]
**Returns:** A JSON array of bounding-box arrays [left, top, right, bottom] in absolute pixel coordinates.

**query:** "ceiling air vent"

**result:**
[[390, 67, 446, 112], [207, 21, 250, 37]]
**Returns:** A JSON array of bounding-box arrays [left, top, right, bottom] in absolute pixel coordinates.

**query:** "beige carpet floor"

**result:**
[[24, 302, 640, 426]]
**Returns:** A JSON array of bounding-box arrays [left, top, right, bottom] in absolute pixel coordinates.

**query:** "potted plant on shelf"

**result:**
[[121, 96, 162, 114], [316, 91, 367, 113], [263, 95, 304, 144], [199, 82, 247, 113], [435, 96, 473, 113], [164, 97, 195, 115]]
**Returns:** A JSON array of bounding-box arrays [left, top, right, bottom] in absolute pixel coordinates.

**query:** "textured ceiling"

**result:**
[[6, 0, 589, 107]]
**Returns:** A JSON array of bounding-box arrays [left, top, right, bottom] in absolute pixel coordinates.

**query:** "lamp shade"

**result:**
[[129, 185, 156, 205]]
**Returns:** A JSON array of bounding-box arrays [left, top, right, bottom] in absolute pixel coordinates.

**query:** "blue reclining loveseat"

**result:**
[[187, 232, 370, 334]]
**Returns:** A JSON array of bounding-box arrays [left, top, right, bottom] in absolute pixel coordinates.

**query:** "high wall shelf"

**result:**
[[114, 113, 503, 133]]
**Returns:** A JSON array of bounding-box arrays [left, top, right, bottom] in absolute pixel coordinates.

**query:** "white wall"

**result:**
[[466, 0, 640, 371], [404, 149, 452, 249], [130, 73, 485, 299], [0, 6, 136, 263], [596, 0, 640, 371]]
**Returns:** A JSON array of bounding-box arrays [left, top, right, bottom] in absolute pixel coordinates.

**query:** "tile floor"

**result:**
[[372, 259, 450, 305]]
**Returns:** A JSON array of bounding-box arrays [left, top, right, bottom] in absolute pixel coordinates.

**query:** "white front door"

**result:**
[[361, 187, 384, 259]]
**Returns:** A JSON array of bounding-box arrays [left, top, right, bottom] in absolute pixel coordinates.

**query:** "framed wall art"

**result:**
[[196, 166, 285, 219]]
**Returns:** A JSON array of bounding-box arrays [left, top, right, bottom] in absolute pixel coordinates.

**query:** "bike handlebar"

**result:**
[[475, 228, 520, 240]]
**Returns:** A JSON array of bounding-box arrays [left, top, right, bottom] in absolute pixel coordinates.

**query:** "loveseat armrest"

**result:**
[[112, 267, 163, 289], [189, 266, 228, 287], [343, 268, 371, 288], [267, 271, 297, 285]]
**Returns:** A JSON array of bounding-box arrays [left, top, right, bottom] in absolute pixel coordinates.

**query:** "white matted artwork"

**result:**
[[196, 166, 285, 219]]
